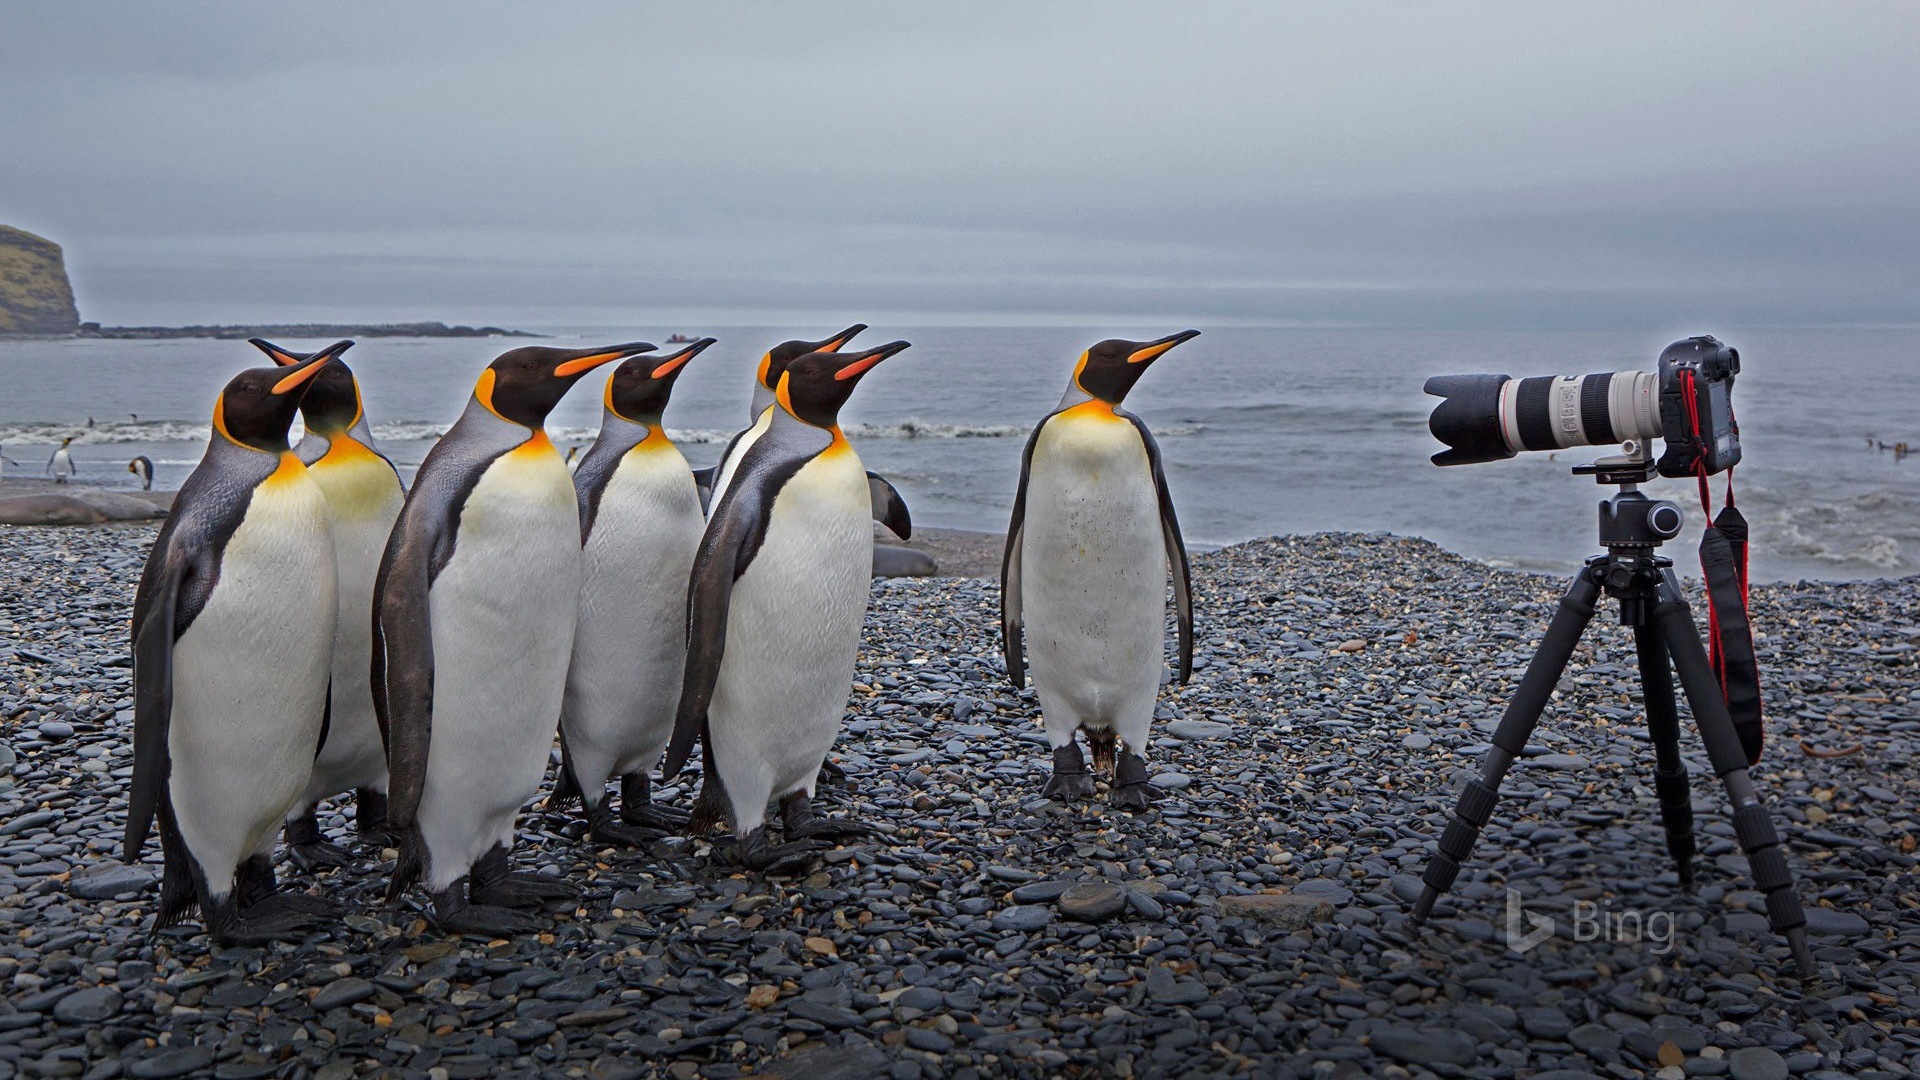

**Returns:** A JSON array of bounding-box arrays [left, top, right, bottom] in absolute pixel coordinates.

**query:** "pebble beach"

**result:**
[[1, 523, 1916, 1080]]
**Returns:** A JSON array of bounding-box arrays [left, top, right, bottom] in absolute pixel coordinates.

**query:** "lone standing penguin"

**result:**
[[1001, 331, 1199, 809]]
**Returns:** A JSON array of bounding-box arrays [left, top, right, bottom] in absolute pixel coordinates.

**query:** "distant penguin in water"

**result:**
[[376, 340, 657, 935], [47, 438, 76, 483], [249, 338, 406, 871], [128, 456, 155, 490], [125, 350, 341, 944], [564, 445, 581, 473], [663, 340, 913, 873], [1001, 331, 1199, 809], [549, 337, 716, 845]]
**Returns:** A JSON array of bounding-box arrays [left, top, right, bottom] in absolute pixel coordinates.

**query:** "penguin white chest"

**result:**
[[304, 442, 406, 796], [564, 439, 704, 779], [707, 407, 772, 516], [169, 461, 336, 884], [708, 445, 872, 794], [423, 440, 581, 838], [1019, 409, 1168, 722]]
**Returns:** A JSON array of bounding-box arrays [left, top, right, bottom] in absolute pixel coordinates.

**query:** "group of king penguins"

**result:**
[[122, 323, 1202, 945]]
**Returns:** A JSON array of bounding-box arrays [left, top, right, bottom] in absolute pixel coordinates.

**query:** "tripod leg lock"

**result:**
[[1419, 780, 1501, 901], [1732, 805, 1804, 928]]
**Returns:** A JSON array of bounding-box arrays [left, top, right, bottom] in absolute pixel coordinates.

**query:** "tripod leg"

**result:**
[[1651, 570, 1814, 976], [1634, 622, 1696, 891], [1413, 565, 1603, 923]]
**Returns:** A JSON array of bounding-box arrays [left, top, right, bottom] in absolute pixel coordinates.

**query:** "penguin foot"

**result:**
[[430, 888, 544, 938], [244, 891, 338, 918], [284, 812, 355, 872], [288, 840, 356, 873], [816, 758, 856, 791], [619, 773, 691, 829], [586, 801, 669, 848], [1042, 741, 1097, 801], [356, 789, 395, 846], [736, 827, 830, 876], [210, 910, 325, 947], [1109, 747, 1159, 811], [471, 846, 578, 910], [779, 792, 871, 842]]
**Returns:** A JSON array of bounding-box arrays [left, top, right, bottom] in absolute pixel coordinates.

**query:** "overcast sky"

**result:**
[[4, 2, 1917, 328]]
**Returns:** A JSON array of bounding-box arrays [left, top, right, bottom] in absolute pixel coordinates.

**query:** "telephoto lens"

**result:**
[[1425, 370, 1662, 467]]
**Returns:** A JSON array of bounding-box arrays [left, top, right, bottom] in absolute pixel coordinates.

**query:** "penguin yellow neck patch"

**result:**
[[263, 451, 306, 488], [1058, 399, 1121, 422], [473, 368, 511, 423], [317, 432, 381, 467], [512, 429, 556, 458]]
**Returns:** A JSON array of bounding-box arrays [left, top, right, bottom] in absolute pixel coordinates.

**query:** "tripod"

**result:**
[[1410, 455, 1813, 975]]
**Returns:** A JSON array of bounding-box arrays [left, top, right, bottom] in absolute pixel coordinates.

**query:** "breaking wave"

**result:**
[[0, 415, 1201, 447]]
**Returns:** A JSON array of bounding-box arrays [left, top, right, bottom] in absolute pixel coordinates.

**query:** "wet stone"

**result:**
[[311, 977, 376, 1011], [52, 987, 121, 1024], [1728, 1046, 1789, 1080], [990, 905, 1053, 932], [126, 1047, 216, 1080], [1370, 1025, 1477, 1068], [1057, 882, 1127, 922]]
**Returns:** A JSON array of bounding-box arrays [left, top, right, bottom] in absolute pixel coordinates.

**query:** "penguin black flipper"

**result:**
[[999, 416, 1052, 689], [866, 472, 911, 541], [690, 467, 718, 513], [572, 435, 628, 544], [1121, 410, 1194, 685], [125, 489, 228, 862], [693, 425, 750, 513], [661, 445, 808, 779], [372, 438, 493, 846]]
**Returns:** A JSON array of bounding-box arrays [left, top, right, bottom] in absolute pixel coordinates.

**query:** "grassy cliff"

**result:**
[[0, 226, 80, 335]]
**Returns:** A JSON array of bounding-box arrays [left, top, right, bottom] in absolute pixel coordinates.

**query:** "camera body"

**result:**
[[1653, 335, 1741, 478], [1424, 335, 1742, 476]]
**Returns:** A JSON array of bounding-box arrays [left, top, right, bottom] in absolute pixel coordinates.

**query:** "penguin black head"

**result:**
[[606, 337, 716, 423], [757, 323, 868, 393], [476, 342, 658, 428], [778, 340, 912, 428], [249, 339, 361, 436], [1072, 330, 1201, 406], [214, 353, 337, 453]]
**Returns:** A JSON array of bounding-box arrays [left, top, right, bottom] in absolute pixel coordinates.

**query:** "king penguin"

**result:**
[[47, 437, 76, 483], [662, 340, 912, 873], [696, 324, 911, 540], [1001, 331, 1199, 809], [548, 337, 716, 845], [124, 350, 341, 944], [375, 340, 657, 935], [250, 338, 407, 868]]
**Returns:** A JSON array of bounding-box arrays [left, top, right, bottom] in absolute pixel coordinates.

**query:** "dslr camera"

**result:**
[[1424, 335, 1741, 477]]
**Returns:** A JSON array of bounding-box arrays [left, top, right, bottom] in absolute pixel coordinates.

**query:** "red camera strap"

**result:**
[[1682, 370, 1764, 764]]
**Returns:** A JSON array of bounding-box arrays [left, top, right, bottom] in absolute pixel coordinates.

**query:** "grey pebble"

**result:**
[[1728, 1046, 1789, 1080]]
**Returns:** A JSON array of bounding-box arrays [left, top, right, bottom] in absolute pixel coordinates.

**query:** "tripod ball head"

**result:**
[[1600, 490, 1684, 551]]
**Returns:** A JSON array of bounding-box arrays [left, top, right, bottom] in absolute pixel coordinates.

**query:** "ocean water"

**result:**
[[1, 326, 1914, 582]]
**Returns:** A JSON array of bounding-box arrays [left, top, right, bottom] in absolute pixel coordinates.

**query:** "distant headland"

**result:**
[[1, 223, 538, 340], [74, 321, 541, 340]]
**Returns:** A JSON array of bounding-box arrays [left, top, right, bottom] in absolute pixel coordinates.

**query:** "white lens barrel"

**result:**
[[1497, 371, 1660, 453]]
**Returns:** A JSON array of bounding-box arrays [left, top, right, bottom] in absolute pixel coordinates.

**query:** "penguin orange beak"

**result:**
[[1127, 329, 1201, 365], [650, 337, 718, 379], [270, 352, 336, 395], [817, 323, 869, 354], [833, 340, 912, 382], [250, 338, 355, 368], [555, 342, 657, 378]]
